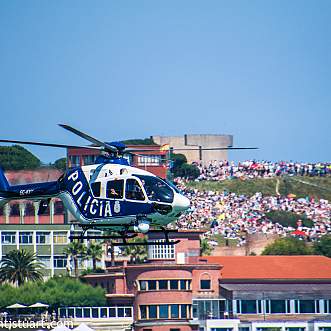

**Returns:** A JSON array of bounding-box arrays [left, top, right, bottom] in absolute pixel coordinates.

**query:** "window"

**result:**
[[241, 300, 257, 314], [139, 279, 191, 291], [148, 280, 157, 290], [140, 306, 147, 319], [135, 175, 174, 203], [1, 232, 16, 244], [91, 182, 101, 197], [19, 232, 33, 244], [171, 305, 179, 318], [53, 232, 68, 244], [139, 280, 147, 291], [159, 305, 168, 318], [170, 280, 179, 290], [270, 300, 286, 314], [138, 304, 192, 320], [125, 179, 145, 201], [70, 156, 80, 167], [181, 304, 188, 318], [299, 300, 315, 313], [286, 328, 306, 331], [100, 308, 107, 318], [149, 240, 175, 259], [38, 256, 51, 268], [138, 155, 161, 166], [106, 180, 124, 199], [54, 256, 67, 268], [200, 279, 211, 290], [159, 280, 168, 290], [148, 305, 157, 319], [36, 232, 50, 244]]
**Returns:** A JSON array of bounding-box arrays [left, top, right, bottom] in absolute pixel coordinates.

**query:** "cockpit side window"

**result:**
[[125, 179, 145, 201], [135, 175, 174, 203], [91, 182, 101, 197], [106, 180, 124, 199]]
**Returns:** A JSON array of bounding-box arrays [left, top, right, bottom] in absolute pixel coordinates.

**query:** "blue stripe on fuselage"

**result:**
[[2, 181, 60, 199], [63, 168, 153, 221]]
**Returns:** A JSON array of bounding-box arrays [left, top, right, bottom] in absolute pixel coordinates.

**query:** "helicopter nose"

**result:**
[[173, 193, 190, 212]]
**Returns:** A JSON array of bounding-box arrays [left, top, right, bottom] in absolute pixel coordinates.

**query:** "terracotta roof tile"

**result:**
[[202, 256, 331, 279]]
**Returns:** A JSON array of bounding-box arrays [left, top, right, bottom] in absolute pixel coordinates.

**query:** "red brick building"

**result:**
[[85, 231, 222, 331], [83, 233, 331, 331], [67, 144, 168, 178]]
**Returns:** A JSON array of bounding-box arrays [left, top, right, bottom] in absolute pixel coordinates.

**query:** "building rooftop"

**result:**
[[202, 255, 331, 280]]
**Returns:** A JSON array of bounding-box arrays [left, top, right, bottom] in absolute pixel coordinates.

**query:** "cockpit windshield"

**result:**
[[134, 175, 174, 203]]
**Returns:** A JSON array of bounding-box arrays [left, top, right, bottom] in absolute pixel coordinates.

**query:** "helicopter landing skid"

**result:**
[[69, 225, 180, 246]]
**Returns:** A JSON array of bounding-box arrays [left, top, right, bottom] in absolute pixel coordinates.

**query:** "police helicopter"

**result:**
[[0, 125, 257, 246]]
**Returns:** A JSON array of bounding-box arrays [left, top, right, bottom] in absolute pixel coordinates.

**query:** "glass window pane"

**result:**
[[149, 305, 157, 319], [180, 280, 187, 290], [170, 280, 179, 290], [109, 308, 116, 317], [158, 280, 168, 290], [118, 307, 124, 317], [106, 180, 124, 199], [92, 308, 98, 318], [148, 280, 157, 290], [140, 306, 147, 319], [91, 182, 101, 197], [125, 308, 132, 317], [159, 305, 168, 318], [181, 305, 188, 318], [200, 279, 211, 290], [241, 300, 257, 314], [75, 308, 83, 318], [270, 300, 286, 314], [140, 280, 147, 291], [83, 308, 91, 318], [171, 305, 179, 318], [125, 179, 145, 201], [300, 300, 315, 313]]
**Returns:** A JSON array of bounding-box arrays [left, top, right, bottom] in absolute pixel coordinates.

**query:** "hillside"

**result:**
[[186, 176, 331, 200]]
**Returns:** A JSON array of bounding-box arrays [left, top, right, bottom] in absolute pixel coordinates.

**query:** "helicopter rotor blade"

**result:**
[[170, 147, 258, 151], [125, 147, 258, 152], [59, 124, 117, 153], [0, 139, 101, 150]]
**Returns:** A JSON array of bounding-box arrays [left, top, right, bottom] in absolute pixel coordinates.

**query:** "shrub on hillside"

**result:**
[[262, 237, 313, 255]]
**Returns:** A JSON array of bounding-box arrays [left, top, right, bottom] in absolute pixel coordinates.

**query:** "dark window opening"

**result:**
[[106, 180, 124, 199], [125, 178, 145, 201]]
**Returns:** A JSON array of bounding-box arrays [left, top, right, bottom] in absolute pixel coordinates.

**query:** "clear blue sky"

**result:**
[[1, 0, 330, 163]]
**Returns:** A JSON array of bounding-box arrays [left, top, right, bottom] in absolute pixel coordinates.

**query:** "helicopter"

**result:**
[[0, 125, 257, 246]]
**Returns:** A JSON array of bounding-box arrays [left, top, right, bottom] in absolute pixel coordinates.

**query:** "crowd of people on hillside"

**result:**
[[195, 160, 331, 181], [174, 177, 331, 245]]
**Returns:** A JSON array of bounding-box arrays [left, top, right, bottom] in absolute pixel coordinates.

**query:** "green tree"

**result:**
[[200, 238, 213, 256], [53, 157, 67, 171], [0, 277, 106, 310], [0, 145, 41, 170], [313, 234, 331, 258], [176, 163, 200, 179], [87, 242, 104, 271], [64, 241, 87, 278], [262, 237, 313, 256], [123, 237, 148, 263], [266, 210, 313, 228], [0, 249, 44, 286], [170, 153, 200, 179]]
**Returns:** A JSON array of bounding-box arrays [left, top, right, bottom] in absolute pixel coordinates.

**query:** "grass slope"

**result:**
[[187, 176, 331, 200]]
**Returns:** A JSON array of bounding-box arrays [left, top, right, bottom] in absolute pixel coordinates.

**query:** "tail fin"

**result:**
[[0, 168, 9, 207], [0, 168, 9, 191]]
